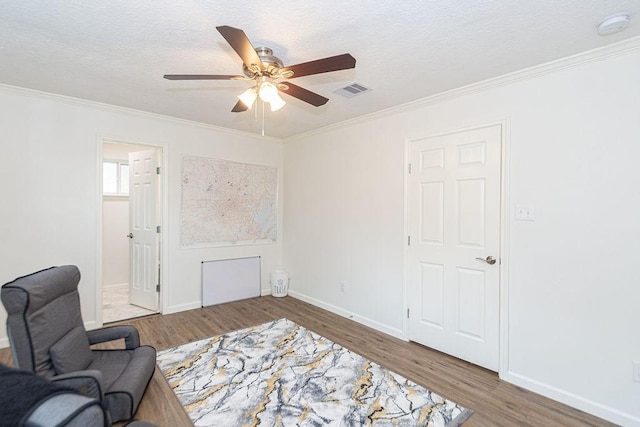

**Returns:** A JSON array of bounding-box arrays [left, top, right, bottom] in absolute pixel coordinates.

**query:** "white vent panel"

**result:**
[[334, 83, 372, 98]]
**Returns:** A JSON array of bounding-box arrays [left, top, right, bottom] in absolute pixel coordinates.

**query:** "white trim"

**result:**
[[1, 37, 638, 144], [403, 120, 509, 374], [504, 371, 640, 427], [164, 302, 202, 315], [0, 337, 8, 349], [96, 136, 169, 327], [84, 321, 99, 331], [285, 35, 640, 143], [288, 290, 405, 340], [401, 138, 411, 341], [498, 118, 512, 378], [159, 144, 170, 316], [0, 83, 282, 143], [261, 288, 273, 296], [95, 142, 104, 327]]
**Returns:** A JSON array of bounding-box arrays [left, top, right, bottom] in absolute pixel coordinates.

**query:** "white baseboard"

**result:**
[[103, 282, 128, 289], [288, 290, 405, 341], [287, 291, 639, 425], [84, 320, 99, 331], [503, 371, 640, 426], [261, 288, 272, 296], [0, 336, 8, 349], [164, 301, 202, 315]]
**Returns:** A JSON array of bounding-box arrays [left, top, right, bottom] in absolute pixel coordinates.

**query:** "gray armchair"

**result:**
[[1, 265, 157, 423]]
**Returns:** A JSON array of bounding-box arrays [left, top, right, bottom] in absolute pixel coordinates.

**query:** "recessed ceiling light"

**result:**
[[598, 12, 631, 36]]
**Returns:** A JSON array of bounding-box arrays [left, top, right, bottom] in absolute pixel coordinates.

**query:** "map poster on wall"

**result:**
[[181, 155, 278, 246]]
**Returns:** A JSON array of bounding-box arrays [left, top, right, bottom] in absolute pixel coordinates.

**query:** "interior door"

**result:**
[[128, 149, 160, 311], [408, 125, 501, 371]]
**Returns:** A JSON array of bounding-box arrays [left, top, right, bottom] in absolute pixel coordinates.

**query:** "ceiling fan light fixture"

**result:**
[[165, 26, 356, 115], [238, 87, 257, 109], [269, 92, 286, 112], [259, 81, 279, 103]]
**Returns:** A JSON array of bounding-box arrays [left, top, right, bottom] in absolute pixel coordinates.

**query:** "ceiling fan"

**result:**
[[164, 25, 356, 112]]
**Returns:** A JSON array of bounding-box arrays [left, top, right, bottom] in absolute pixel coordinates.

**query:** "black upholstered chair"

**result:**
[[1, 265, 157, 423]]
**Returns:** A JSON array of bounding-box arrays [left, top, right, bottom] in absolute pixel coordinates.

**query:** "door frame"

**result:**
[[403, 120, 511, 377], [96, 135, 169, 327]]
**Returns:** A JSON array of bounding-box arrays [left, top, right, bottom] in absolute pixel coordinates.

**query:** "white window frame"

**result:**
[[103, 159, 129, 197]]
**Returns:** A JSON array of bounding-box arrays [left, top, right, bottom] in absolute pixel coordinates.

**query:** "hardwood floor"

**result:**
[[0, 296, 614, 426]]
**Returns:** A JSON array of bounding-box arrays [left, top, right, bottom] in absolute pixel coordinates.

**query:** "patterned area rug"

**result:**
[[157, 318, 472, 426]]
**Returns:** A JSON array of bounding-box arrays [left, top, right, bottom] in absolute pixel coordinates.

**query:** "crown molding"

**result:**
[[285, 35, 640, 143], [0, 83, 282, 143], [2, 34, 639, 145]]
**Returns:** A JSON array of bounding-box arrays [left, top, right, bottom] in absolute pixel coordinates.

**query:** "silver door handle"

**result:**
[[126, 233, 134, 239], [475, 256, 496, 265]]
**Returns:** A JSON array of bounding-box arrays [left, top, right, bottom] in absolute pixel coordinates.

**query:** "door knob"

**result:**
[[475, 256, 496, 265], [126, 233, 134, 239]]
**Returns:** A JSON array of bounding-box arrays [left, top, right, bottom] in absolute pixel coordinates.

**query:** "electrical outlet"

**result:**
[[633, 361, 640, 382], [339, 281, 346, 293], [515, 205, 535, 221]]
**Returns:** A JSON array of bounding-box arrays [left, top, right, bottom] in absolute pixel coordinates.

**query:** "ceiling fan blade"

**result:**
[[231, 100, 249, 113], [216, 25, 265, 72], [163, 74, 245, 80], [280, 53, 356, 79], [279, 82, 329, 107]]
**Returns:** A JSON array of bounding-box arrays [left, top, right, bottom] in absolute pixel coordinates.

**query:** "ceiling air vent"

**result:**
[[334, 83, 371, 98]]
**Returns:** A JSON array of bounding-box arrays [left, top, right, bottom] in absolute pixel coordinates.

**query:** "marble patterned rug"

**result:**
[[157, 318, 472, 426]]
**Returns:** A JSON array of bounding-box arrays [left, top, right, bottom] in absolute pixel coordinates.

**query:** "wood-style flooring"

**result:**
[[0, 296, 614, 426]]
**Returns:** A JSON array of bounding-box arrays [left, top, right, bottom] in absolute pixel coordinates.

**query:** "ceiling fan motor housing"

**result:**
[[243, 47, 284, 77]]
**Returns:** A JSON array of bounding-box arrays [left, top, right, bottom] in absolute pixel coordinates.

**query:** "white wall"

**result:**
[[283, 47, 640, 424], [0, 87, 283, 337], [1, 41, 638, 427], [102, 198, 129, 286]]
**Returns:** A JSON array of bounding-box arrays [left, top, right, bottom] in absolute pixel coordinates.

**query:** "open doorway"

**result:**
[[102, 141, 162, 323]]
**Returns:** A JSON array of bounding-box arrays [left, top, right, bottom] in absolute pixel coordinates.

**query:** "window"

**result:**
[[119, 164, 129, 194], [103, 161, 129, 196]]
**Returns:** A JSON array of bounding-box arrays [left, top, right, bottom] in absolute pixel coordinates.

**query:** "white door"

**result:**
[[128, 149, 160, 311], [408, 125, 501, 371]]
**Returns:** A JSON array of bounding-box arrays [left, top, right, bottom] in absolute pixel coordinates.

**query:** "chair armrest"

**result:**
[[87, 325, 140, 349], [51, 370, 104, 401], [25, 392, 106, 427]]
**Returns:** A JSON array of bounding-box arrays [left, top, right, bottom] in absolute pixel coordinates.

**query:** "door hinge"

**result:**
[[156, 166, 160, 175], [407, 236, 411, 246], [156, 225, 161, 233], [408, 163, 412, 174], [156, 283, 160, 292], [407, 308, 410, 318]]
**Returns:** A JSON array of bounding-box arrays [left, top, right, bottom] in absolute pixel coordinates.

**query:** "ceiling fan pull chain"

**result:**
[[261, 100, 265, 137], [254, 96, 258, 122]]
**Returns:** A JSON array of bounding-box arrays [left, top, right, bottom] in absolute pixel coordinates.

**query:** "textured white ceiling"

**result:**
[[0, 1, 638, 138]]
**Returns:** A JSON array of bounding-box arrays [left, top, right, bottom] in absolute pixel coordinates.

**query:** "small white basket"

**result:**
[[270, 270, 289, 297]]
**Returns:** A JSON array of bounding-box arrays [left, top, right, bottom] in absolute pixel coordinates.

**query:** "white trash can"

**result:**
[[270, 270, 289, 297]]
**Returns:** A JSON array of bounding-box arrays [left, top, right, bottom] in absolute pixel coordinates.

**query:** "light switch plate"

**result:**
[[515, 205, 535, 221]]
